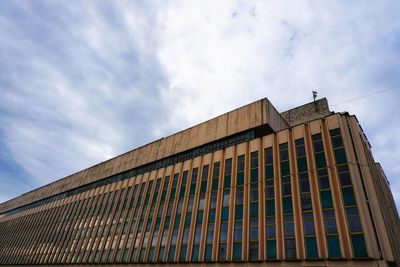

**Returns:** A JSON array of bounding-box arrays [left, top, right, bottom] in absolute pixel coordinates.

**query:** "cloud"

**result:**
[[0, 1, 169, 188], [0, 0, 399, 214]]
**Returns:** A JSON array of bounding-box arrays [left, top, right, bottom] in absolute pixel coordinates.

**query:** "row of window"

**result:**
[[0, 130, 257, 219], [0, 128, 368, 264]]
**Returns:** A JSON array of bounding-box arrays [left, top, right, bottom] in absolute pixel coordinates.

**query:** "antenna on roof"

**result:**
[[312, 91, 319, 112], [312, 91, 318, 102]]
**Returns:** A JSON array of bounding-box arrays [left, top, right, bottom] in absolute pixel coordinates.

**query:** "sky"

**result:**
[[0, 1, 399, 212]]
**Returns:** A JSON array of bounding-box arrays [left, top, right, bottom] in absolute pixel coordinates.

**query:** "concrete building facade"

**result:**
[[0, 97, 399, 266]]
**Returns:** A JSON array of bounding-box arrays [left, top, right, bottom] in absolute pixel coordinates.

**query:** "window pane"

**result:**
[[297, 157, 308, 172], [267, 240, 276, 259], [283, 197, 293, 213], [250, 168, 258, 182], [303, 213, 315, 235], [265, 148, 273, 164], [323, 210, 337, 234], [207, 224, 214, 242], [334, 148, 347, 164], [249, 242, 258, 261], [319, 176, 330, 190], [221, 207, 229, 221], [236, 187, 244, 204], [234, 223, 242, 241], [327, 235, 341, 258], [267, 226, 276, 238], [224, 175, 231, 188], [158, 247, 165, 262], [265, 165, 274, 179], [281, 161, 290, 176], [301, 193, 312, 211], [218, 243, 227, 261], [237, 172, 244, 185], [223, 192, 230, 206], [249, 226, 258, 240], [351, 234, 368, 257], [204, 244, 212, 261], [209, 209, 216, 221], [212, 179, 219, 190], [331, 136, 343, 148], [191, 245, 199, 261], [339, 172, 352, 186], [285, 239, 296, 259], [250, 203, 258, 218], [220, 222, 228, 242], [266, 186, 274, 198], [194, 226, 202, 242], [168, 246, 175, 262], [233, 243, 242, 260], [250, 188, 258, 202], [342, 187, 356, 206], [305, 237, 318, 258], [346, 207, 362, 233], [315, 153, 326, 168], [283, 182, 291, 196], [280, 148, 288, 161], [313, 140, 324, 153], [195, 210, 203, 223], [300, 180, 310, 193], [321, 190, 333, 209], [235, 205, 243, 220], [179, 246, 186, 262], [266, 199, 275, 216], [284, 222, 294, 237]]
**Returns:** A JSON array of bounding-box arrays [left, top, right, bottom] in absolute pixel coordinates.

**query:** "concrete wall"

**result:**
[[280, 98, 331, 126]]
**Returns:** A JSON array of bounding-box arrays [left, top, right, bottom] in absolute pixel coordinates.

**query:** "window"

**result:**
[[266, 200, 275, 216], [265, 146, 276, 260], [281, 161, 290, 176], [342, 187, 356, 206], [285, 239, 296, 259], [339, 172, 352, 186], [327, 236, 341, 258], [219, 160, 232, 262], [266, 217, 276, 238], [233, 243, 242, 260], [334, 148, 347, 164], [315, 153, 326, 168], [323, 210, 337, 234], [305, 237, 318, 258], [303, 213, 315, 235], [204, 244, 212, 261], [234, 223, 242, 242], [223, 191, 230, 206], [267, 240, 276, 259], [283, 197, 293, 213], [250, 203, 258, 218], [351, 234, 368, 257], [265, 165, 274, 179], [321, 190, 333, 209], [220, 222, 228, 242], [299, 173, 310, 193], [346, 207, 362, 233], [301, 193, 312, 211], [235, 205, 243, 220], [249, 242, 258, 261]]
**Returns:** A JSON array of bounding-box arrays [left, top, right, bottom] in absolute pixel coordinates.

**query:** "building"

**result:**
[[0, 97, 399, 266]]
